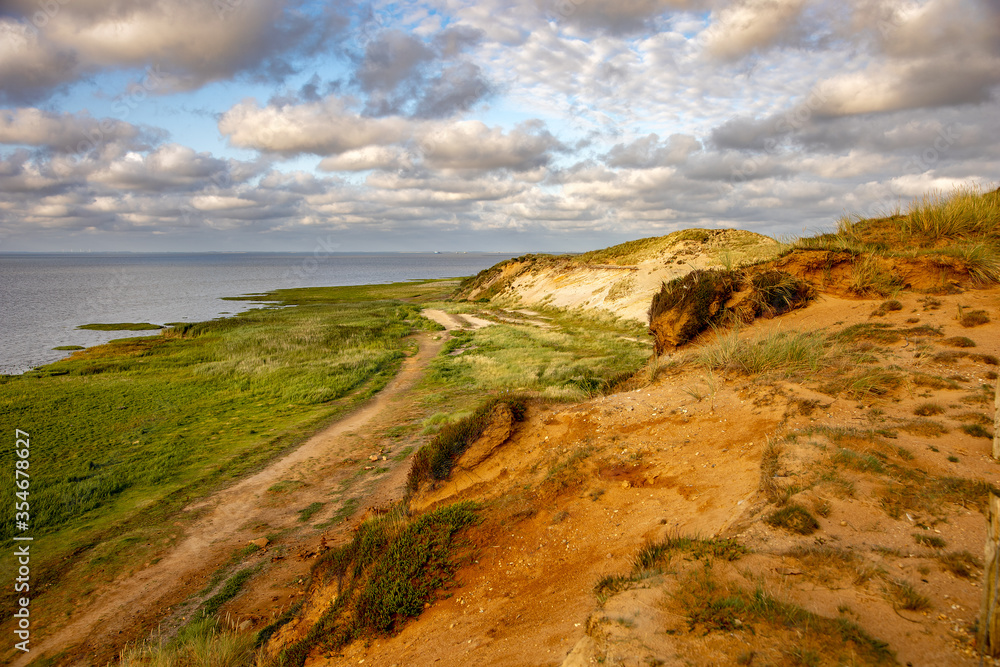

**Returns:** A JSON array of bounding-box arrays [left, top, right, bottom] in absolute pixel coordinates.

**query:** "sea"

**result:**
[[0, 252, 518, 376]]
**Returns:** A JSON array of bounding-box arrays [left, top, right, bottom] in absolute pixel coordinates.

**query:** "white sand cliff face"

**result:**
[[464, 229, 783, 323]]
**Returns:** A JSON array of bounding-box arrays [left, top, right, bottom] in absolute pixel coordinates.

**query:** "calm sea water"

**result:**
[[0, 252, 516, 375]]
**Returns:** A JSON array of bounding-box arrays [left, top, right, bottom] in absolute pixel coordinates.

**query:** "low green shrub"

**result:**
[[273, 502, 479, 666], [765, 504, 820, 535]]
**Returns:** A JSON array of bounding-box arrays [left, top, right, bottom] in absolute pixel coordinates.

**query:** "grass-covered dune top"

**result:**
[[453, 228, 781, 303], [77, 322, 163, 330], [0, 280, 452, 615], [643, 184, 1000, 353], [781, 184, 1000, 295]]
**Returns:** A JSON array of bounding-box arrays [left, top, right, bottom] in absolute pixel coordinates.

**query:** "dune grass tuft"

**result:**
[[117, 617, 256, 667], [765, 504, 820, 535], [696, 329, 828, 377]]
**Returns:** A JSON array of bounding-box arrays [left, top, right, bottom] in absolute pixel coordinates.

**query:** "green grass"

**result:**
[[200, 567, 258, 618], [791, 184, 1000, 291], [633, 535, 748, 571], [938, 551, 980, 578], [959, 308, 991, 327], [961, 423, 992, 438], [118, 617, 256, 666], [871, 300, 902, 317], [543, 445, 594, 491], [594, 535, 749, 602], [913, 402, 945, 416], [52, 345, 85, 351], [879, 474, 995, 520], [902, 185, 1000, 240], [77, 322, 164, 331], [912, 533, 946, 549], [800, 185, 1000, 250], [2, 298, 416, 542], [835, 369, 904, 400], [942, 336, 976, 348], [884, 579, 931, 611], [759, 438, 783, 503], [849, 254, 903, 297], [297, 502, 325, 523], [675, 571, 894, 664], [829, 323, 903, 345], [831, 447, 886, 474], [898, 419, 948, 437], [232, 278, 462, 306], [316, 497, 360, 529], [197, 543, 263, 597], [421, 309, 648, 402]]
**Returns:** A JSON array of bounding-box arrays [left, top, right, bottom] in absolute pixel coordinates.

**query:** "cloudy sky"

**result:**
[[1, 0, 998, 252]]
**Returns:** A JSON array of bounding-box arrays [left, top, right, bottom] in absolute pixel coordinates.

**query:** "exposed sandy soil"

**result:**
[[462, 230, 781, 323], [280, 287, 1000, 667], [423, 308, 496, 330]]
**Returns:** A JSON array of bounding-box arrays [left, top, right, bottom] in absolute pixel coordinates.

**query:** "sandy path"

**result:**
[[423, 308, 494, 330], [20, 324, 452, 666]]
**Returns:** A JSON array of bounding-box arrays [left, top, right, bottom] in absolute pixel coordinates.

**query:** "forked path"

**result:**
[[21, 318, 461, 666]]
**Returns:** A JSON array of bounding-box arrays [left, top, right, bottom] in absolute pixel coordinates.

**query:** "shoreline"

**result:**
[[0, 252, 518, 375]]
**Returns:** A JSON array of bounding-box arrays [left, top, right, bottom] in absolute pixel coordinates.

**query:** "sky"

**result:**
[[0, 0, 998, 252]]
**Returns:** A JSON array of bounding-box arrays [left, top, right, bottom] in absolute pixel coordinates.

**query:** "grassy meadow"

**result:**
[[424, 306, 648, 398]]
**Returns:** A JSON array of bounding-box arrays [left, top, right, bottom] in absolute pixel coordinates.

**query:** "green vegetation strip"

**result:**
[[423, 308, 647, 402], [77, 322, 163, 330], [201, 567, 258, 619]]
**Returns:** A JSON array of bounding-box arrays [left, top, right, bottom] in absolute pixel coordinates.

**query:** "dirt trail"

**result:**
[[424, 308, 495, 330], [21, 318, 458, 666]]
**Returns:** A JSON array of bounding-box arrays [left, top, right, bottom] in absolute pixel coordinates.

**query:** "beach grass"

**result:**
[[790, 184, 1000, 293]]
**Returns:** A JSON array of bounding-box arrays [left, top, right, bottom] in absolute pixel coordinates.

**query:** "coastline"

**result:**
[[0, 252, 517, 375]]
